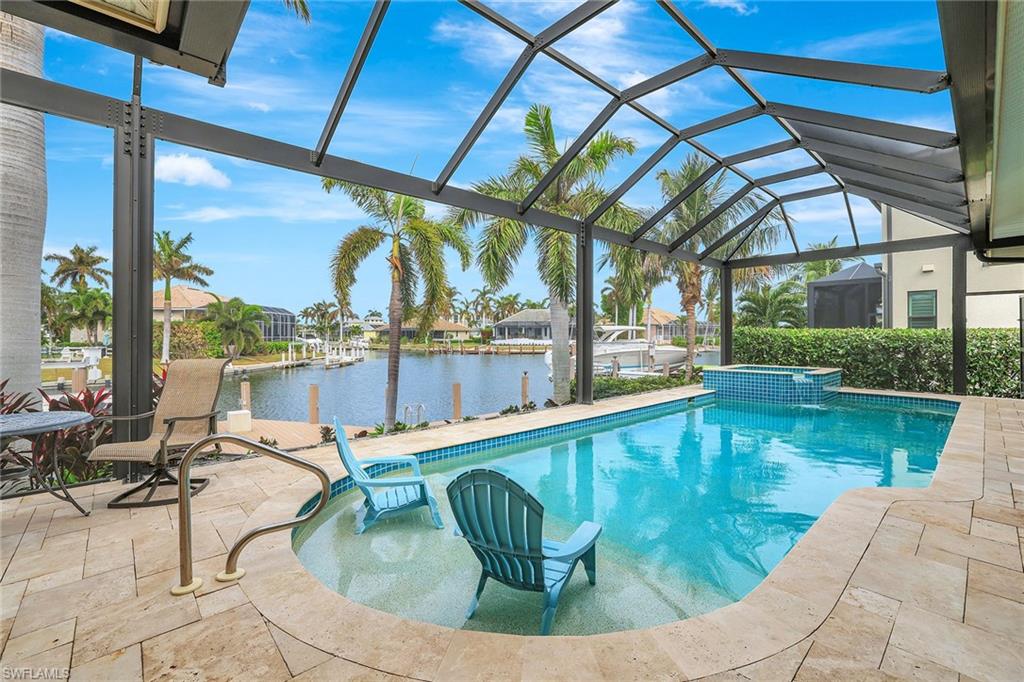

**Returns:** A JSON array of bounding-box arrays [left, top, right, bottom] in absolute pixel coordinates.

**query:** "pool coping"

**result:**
[[234, 385, 985, 680]]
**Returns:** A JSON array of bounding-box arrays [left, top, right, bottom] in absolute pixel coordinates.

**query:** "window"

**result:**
[[907, 290, 937, 328]]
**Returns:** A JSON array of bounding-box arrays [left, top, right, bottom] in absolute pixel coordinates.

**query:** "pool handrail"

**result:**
[[171, 433, 331, 596]]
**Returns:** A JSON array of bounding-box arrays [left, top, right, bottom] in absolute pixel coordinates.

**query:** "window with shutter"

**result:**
[[907, 290, 937, 328]]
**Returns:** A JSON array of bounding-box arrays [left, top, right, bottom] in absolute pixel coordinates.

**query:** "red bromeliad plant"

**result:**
[[32, 386, 114, 483]]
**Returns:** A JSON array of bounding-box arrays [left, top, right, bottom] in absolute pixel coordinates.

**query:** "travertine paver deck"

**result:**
[[1, 387, 1022, 681]]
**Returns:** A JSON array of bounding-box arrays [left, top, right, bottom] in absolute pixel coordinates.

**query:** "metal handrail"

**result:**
[[171, 434, 331, 596]]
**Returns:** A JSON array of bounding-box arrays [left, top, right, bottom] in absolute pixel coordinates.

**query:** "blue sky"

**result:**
[[41, 0, 954, 316]]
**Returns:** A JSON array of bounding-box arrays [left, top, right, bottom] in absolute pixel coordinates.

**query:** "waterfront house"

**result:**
[[152, 286, 296, 341], [368, 317, 472, 342], [493, 309, 577, 341], [638, 307, 685, 341]]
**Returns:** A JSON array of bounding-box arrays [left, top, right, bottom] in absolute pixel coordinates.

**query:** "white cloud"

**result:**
[[167, 182, 362, 224], [801, 23, 936, 59], [155, 153, 231, 189], [703, 0, 758, 16]]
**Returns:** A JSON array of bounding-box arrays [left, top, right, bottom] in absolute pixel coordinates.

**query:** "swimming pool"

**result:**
[[293, 393, 956, 635]]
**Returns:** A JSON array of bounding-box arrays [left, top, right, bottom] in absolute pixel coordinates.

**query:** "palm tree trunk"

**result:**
[[384, 237, 402, 430], [645, 292, 654, 369], [550, 292, 571, 405], [161, 278, 172, 364], [0, 13, 45, 394], [684, 302, 697, 381]]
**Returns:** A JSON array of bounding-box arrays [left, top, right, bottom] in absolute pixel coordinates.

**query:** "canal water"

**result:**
[[216, 351, 551, 427]]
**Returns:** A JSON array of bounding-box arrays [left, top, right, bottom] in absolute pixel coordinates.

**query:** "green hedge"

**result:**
[[571, 370, 703, 401], [734, 327, 1019, 398]]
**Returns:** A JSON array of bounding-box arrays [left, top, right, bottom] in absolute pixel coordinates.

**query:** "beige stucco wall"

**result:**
[[883, 208, 1023, 328]]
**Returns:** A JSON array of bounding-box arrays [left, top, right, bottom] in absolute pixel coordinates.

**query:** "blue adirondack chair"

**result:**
[[332, 417, 443, 534], [446, 468, 602, 635]]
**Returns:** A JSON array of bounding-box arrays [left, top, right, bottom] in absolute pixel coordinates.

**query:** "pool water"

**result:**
[[293, 396, 955, 635]]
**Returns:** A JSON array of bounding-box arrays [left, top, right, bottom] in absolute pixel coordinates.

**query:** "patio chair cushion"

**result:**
[[87, 432, 199, 464]]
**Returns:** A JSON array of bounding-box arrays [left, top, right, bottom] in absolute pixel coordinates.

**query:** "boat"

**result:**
[[544, 325, 688, 378]]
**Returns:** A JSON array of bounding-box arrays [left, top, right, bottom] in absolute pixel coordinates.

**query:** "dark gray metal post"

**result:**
[[721, 266, 733, 365], [576, 222, 594, 404], [112, 58, 154, 477], [951, 240, 968, 394]]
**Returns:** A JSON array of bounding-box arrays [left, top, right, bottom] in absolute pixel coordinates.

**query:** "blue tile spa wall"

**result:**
[[703, 366, 842, 404]]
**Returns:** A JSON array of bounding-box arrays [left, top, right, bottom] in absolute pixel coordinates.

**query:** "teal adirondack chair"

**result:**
[[446, 468, 601, 635], [333, 417, 443, 534]]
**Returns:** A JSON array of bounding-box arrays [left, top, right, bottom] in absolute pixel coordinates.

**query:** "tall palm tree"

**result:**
[[40, 281, 70, 351], [45, 245, 112, 290], [737, 279, 806, 328], [153, 231, 213, 363], [626, 153, 782, 379], [205, 297, 268, 359], [323, 180, 471, 430], [455, 296, 475, 327], [0, 12, 46, 394], [452, 104, 639, 404]]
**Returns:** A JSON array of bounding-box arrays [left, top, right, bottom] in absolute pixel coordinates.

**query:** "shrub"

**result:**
[[570, 370, 703, 401], [260, 341, 292, 355], [153, 321, 223, 359], [733, 327, 1019, 398]]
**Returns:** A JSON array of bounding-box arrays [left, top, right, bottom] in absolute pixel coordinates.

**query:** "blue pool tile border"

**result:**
[[294, 392, 715, 522], [292, 387, 958, 524], [704, 366, 842, 404]]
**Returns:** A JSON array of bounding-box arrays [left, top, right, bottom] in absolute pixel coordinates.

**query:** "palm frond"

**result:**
[[330, 226, 386, 308]]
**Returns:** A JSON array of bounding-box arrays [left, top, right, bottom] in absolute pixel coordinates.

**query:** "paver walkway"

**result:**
[[0, 388, 1021, 680]]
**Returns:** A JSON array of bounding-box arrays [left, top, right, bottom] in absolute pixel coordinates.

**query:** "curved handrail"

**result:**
[[172, 433, 331, 596]]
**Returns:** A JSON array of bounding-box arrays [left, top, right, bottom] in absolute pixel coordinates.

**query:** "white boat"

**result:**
[[544, 325, 688, 378]]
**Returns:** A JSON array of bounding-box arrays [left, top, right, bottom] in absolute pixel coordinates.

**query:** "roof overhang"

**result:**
[[937, 0, 1023, 262], [1, 0, 249, 85]]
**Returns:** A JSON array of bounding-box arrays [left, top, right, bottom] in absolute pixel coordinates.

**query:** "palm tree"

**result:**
[[791, 236, 864, 282], [451, 104, 639, 404], [522, 298, 548, 310], [205, 297, 268, 359], [40, 281, 70, 351], [153, 231, 214, 364], [496, 292, 522, 320], [323, 180, 471, 430], [455, 296, 475, 327], [737, 279, 806, 328], [63, 287, 112, 345], [471, 286, 497, 327], [617, 153, 782, 379], [45, 245, 112, 290], [0, 12, 46, 394]]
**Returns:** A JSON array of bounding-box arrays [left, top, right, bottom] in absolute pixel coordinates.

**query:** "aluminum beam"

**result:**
[[435, 1, 615, 192], [804, 139, 964, 183], [434, 46, 534, 191], [630, 162, 723, 242], [518, 98, 621, 213], [721, 139, 799, 166], [727, 234, 967, 268], [937, 0, 996, 253], [779, 186, 843, 202], [112, 62, 154, 457], [313, 0, 389, 167], [780, 204, 800, 253], [819, 154, 966, 197], [768, 102, 958, 148], [952, 241, 968, 393], [845, 184, 970, 230], [754, 165, 823, 186], [825, 162, 967, 208], [620, 54, 715, 101], [668, 182, 754, 252], [576, 223, 595, 404], [720, 267, 733, 364], [585, 105, 763, 225], [713, 49, 949, 93], [843, 191, 861, 248], [700, 200, 780, 259], [461, 1, 781, 209]]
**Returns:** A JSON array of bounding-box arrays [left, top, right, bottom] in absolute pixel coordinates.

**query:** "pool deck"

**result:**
[[1, 387, 1022, 680]]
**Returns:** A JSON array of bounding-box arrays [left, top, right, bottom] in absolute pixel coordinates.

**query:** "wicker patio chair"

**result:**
[[88, 358, 229, 508]]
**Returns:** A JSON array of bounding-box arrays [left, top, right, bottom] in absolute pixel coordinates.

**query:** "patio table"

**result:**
[[0, 411, 94, 516]]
